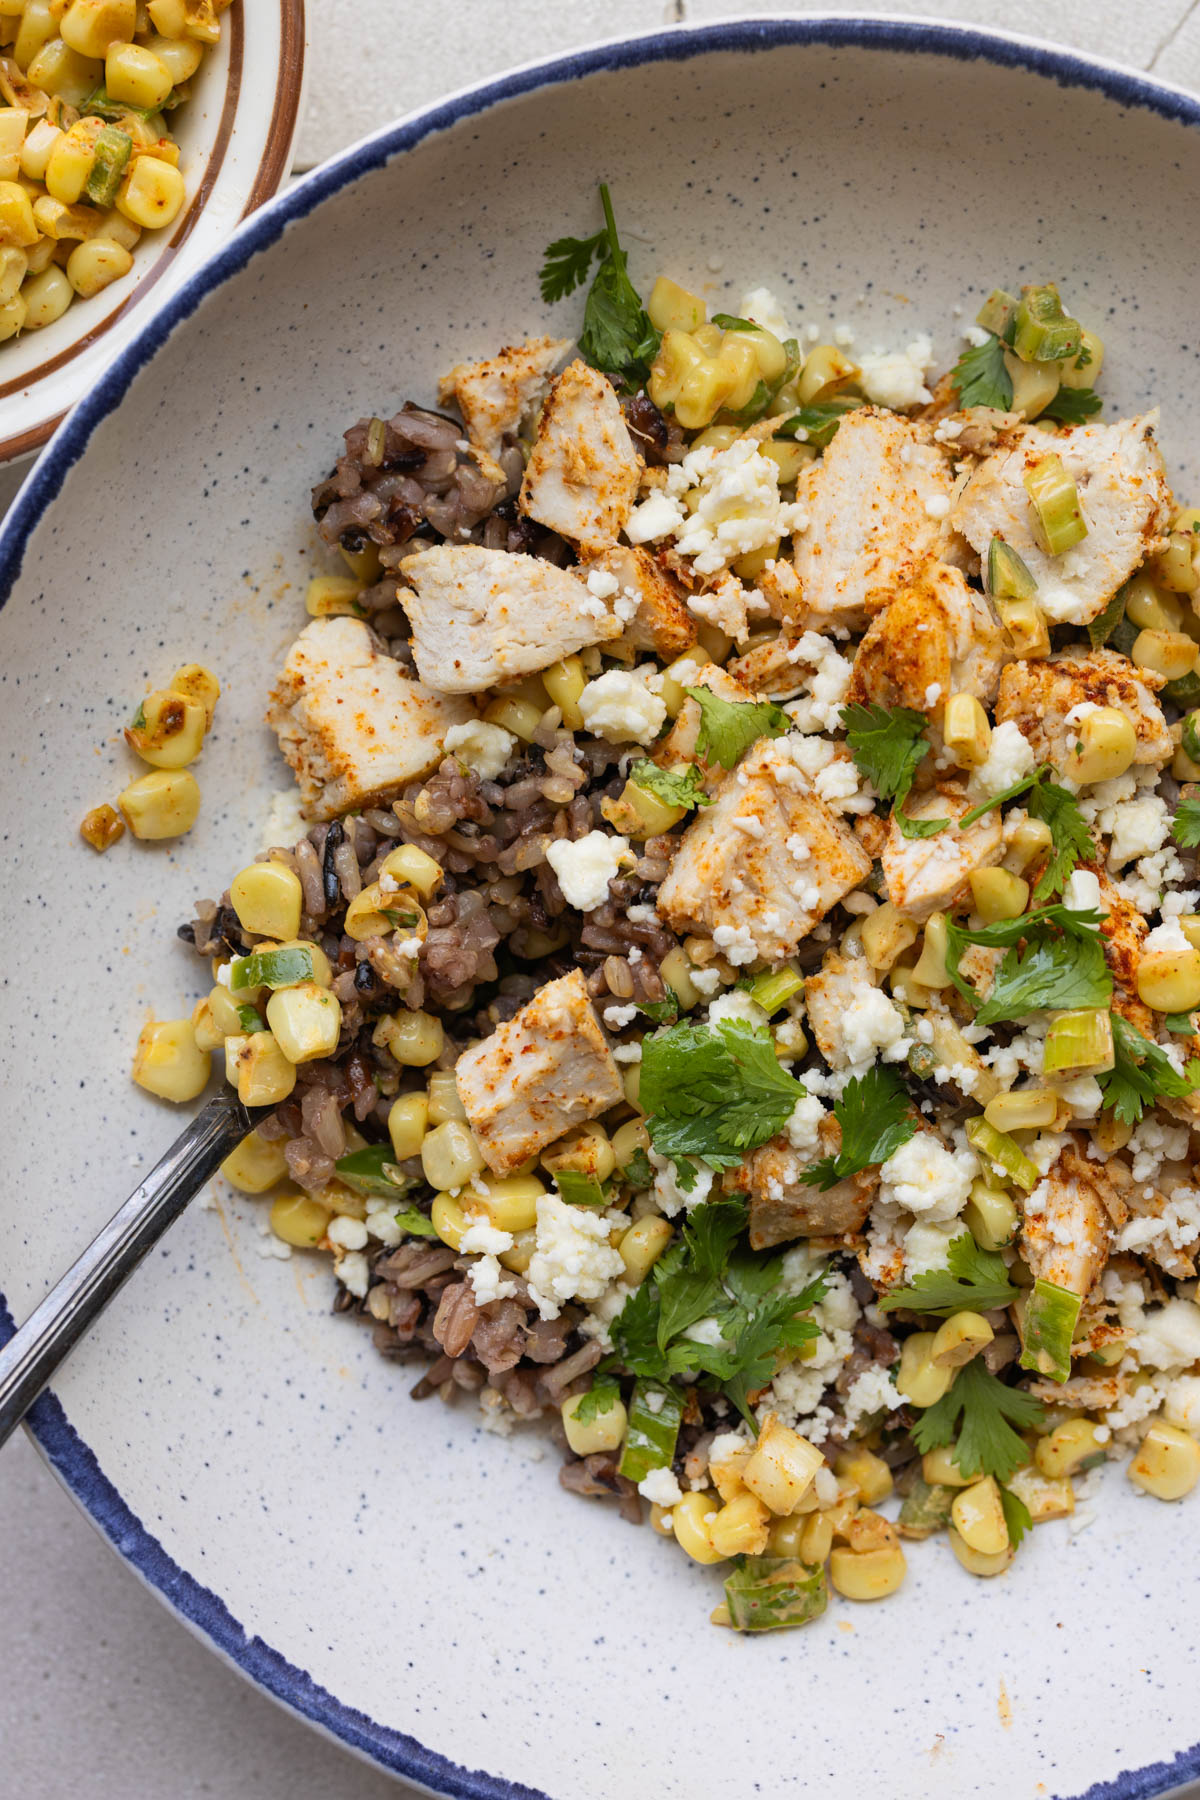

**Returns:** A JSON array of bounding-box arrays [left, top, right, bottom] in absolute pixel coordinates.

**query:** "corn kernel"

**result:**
[[118, 767, 200, 838], [709, 1490, 772, 1558], [997, 596, 1051, 659], [169, 663, 219, 728], [943, 692, 991, 768], [14, 0, 56, 66], [387, 1091, 429, 1159], [125, 687, 206, 768], [833, 1447, 893, 1505], [116, 152, 184, 228], [21, 261, 72, 327], [647, 274, 705, 333], [964, 1180, 1018, 1252], [1064, 706, 1137, 786], [799, 1510, 834, 1566], [266, 983, 341, 1064], [618, 1214, 673, 1285], [896, 1333, 954, 1408], [27, 35, 103, 101], [379, 842, 444, 899], [147, 0, 186, 33], [912, 912, 952, 988], [425, 1071, 464, 1126], [861, 900, 919, 972], [1128, 1422, 1200, 1500], [1006, 1463, 1075, 1522], [921, 1444, 976, 1488], [79, 801, 124, 851], [0, 178, 38, 246], [305, 574, 363, 617], [142, 23, 200, 77], [105, 38, 172, 104], [220, 1129, 289, 1193], [60, 0, 136, 57], [373, 1008, 444, 1067], [1002, 815, 1053, 875], [473, 1173, 545, 1233], [969, 867, 1029, 923], [430, 1191, 467, 1251], [44, 121, 102, 205], [931, 1311, 995, 1370], [1132, 628, 1198, 682], [542, 654, 587, 730], [1035, 1417, 1108, 1479], [542, 1121, 615, 1184], [951, 1475, 1009, 1555], [947, 1527, 1012, 1578], [269, 1191, 332, 1249], [132, 1017, 209, 1101], [670, 1490, 727, 1565], [223, 1030, 295, 1107], [561, 1390, 627, 1456], [229, 862, 303, 940], [797, 342, 857, 404], [0, 107, 25, 183], [422, 1120, 485, 1191], [342, 881, 398, 941], [829, 1544, 907, 1600], [1136, 942, 1200, 1013], [20, 119, 61, 183]]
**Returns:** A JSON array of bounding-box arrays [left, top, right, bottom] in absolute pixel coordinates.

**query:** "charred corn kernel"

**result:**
[[1155, 511, 1200, 595], [27, 36, 102, 101], [126, 688, 206, 768], [896, 1333, 954, 1408], [1065, 706, 1137, 785], [947, 1527, 1012, 1577], [169, 663, 219, 728], [429, 1191, 468, 1251], [646, 274, 705, 333], [14, 0, 56, 65], [1059, 326, 1104, 389], [797, 342, 857, 403], [997, 595, 1051, 658], [424, 1072, 463, 1127], [542, 1121, 615, 1184], [1006, 1463, 1075, 1522], [829, 1544, 906, 1600], [373, 1008, 443, 1068], [964, 1180, 1019, 1252], [21, 261, 71, 326], [0, 245, 26, 303], [921, 1444, 976, 1488], [968, 867, 1029, 924], [951, 1479, 1008, 1556], [618, 1215, 673, 1285], [265, 983, 341, 1065], [421, 1120, 485, 1192], [220, 1129, 289, 1194], [860, 900, 919, 971], [387, 1091, 429, 1159], [912, 912, 952, 988], [1035, 1418, 1108, 1479], [105, 37, 171, 103], [602, 774, 687, 838], [116, 152, 183, 227], [0, 178, 37, 245], [709, 1491, 772, 1558], [931, 1311, 995, 1369], [612, 1117, 650, 1170], [305, 574, 362, 617], [224, 1030, 295, 1107], [670, 1491, 726, 1565], [473, 1173, 544, 1233], [229, 862, 303, 940], [1133, 628, 1198, 681], [79, 801, 124, 851], [1128, 1422, 1200, 1499], [269, 1190, 332, 1249], [944, 693, 991, 768], [561, 1389, 627, 1457], [190, 993, 226, 1052], [1002, 816, 1053, 877], [833, 1448, 893, 1506], [1136, 942, 1200, 1012], [118, 767, 199, 838], [132, 1017, 209, 1101], [742, 1415, 823, 1516], [61, 0, 135, 53], [483, 695, 542, 742], [799, 1510, 834, 1566]]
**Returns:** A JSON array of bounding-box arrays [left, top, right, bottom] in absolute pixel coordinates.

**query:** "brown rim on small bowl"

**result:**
[[0, 0, 306, 467]]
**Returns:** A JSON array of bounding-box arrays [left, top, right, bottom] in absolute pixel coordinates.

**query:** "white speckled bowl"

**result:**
[[3, 19, 1200, 1799]]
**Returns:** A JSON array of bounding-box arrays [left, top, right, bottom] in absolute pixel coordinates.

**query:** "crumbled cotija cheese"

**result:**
[[546, 830, 631, 910]]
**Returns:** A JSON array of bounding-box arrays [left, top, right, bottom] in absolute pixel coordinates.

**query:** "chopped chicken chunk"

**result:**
[[454, 969, 623, 1175], [1021, 1137, 1115, 1301], [792, 408, 955, 631], [655, 738, 872, 963], [266, 616, 474, 822], [881, 785, 1004, 920], [994, 647, 1172, 771], [951, 413, 1171, 626], [847, 562, 1011, 717], [519, 359, 642, 553], [437, 335, 569, 458], [399, 544, 621, 692], [736, 1120, 877, 1250], [580, 544, 697, 659]]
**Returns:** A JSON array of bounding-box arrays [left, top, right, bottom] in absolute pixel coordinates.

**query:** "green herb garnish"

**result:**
[[774, 396, 861, 448], [999, 1485, 1032, 1550], [639, 1019, 805, 1174], [685, 687, 790, 770], [1172, 794, 1200, 849], [950, 333, 1013, 410], [911, 1358, 1045, 1484], [539, 183, 659, 389], [880, 1234, 1018, 1317], [1099, 1015, 1200, 1126], [944, 904, 1110, 1027], [1041, 387, 1102, 424], [629, 758, 712, 811], [572, 1377, 623, 1428], [840, 701, 947, 840], [800, 1066, 916, 1191], [230, 946, 315, 991], [334, 1144, 414, 1198]]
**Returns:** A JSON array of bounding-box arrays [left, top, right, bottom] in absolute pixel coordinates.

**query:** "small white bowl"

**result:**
[[0, 0, 305, 465], [4, 18, 1200, 1800]]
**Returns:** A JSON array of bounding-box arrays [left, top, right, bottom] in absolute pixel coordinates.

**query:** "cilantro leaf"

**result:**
[[879, 1233, 1018, 1317], [800, 1066, 916, 1191], [572, 1377, 622, 1427], [958, 764, 1052, 829], [1173, 795, 1200, 850], [543, 184, 659, 389], [1166, 1012, 1198, 1035], [950, 333, 1014, 410], [538, 228, 606, 303], [394, 1205, 439, 1239], [635, 997, 681, 1026], [623, 1146, 655, 1188], [1026, 780, 1097, 900], [685, 686, 790, 769], [1099, 1014, 1200, 1126], [629, 758, 711, 811], [640, 1019, 805, 1171], [774, 396, 861, 448], [911, 1358, 1045, 1484], [555, 1169, 611, 1206], [683, 1193, 749, 1281], [1041, 386, 1102, 424], [841, 701, 947, 839], [999, 1484, 1032, 1550], [944, 904, 1110, 1026]]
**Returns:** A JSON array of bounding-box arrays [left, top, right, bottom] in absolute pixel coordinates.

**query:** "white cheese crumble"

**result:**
[[624, 437, 808, 576], [468, 1254, 519, 1305], [546, 830, 631, 911], [973, 720, 1036, 797], [707, 988, 769, 1031], [577, 668, 667, 744], [524, 1195, 626, 1322], [879, 1134, 978, 1222], [1132, 1300, 1200, 1371], [1063, 868, 1105, 915], [842, 1365, 903, 1431], [783, 632, 855, 734], [856, 333, 935, 409], [1143, 916, 1191, 955], [459, 1216, 515, 1256], [738, 286, 790, 338], [786, 1093, 827, 1152], [327, 1214, 369, 1251], [443, 718, 517, 780], [841, 985, 911, 1069], [585, 566, 620, 601], [261, 786, 307, 852], [638, 1467, 683, 1506]]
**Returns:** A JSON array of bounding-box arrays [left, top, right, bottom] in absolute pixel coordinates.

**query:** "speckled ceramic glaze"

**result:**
[[3, 19, 1200, 1800]]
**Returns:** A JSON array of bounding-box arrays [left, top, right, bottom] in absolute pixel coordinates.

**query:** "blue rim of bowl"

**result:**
[[2, 16, 1200, 1798]]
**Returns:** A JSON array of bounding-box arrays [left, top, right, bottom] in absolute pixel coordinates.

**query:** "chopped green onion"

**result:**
[[1024, 455, 1087, 555], [897, 1477, 957, 1540], [975, 289, 1018, 339], [236, 1004, 265, 1033], [617, 1380, 681, 1484], [965, 1117, 1039, 1193], [743, 966, 804, 1015], [723, 1557, 828, 1632], [83, 123, 132, 208], [230, 946, 314, 991], [334, 1144, 413, 1198], [555, 1168, 609, 1207], [1019, 1277, 1082, 1383], [1011, 284, 1082, 364], [987, 536, 1038, 602], [1163, 668, 1200, 710], [1042, 1008, 1115, 1078]]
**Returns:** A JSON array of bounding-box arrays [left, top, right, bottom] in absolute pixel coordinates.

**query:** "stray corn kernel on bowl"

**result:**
[[8, 18, 1200, 1800]]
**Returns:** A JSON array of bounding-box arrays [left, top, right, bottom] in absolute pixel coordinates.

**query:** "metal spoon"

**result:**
[[0, 1089, 266, 1448]]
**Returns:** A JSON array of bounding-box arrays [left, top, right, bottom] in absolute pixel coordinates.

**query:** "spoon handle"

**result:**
[[0, 1089, 257, 1449]]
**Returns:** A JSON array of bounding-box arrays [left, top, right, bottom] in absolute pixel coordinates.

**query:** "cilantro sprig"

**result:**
[[539, 183, 659, 389], [840, 702, 947, 840], [1041, 387, 1102, 424], [959, 768, 1094, 901], [911, 1358, 1045, 1484], [799, 1066, 916, 1191], [944, 903, 1111, 1027], [999, 1484, 1033, 1549], [774, 396, 862, 448], [629, 758, 711, 812], [1099, 1015, 1200, 1126], [1173, 794, 1200, 850], [950, 334, 1014, 411], [686, 687, 790, 770], [639, 1019, 806, 1175], [879, 1234, 1018, 1317]]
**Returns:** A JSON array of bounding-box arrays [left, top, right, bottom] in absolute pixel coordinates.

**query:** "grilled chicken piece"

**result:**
[[1020, 1136, 1115, 1301], [994, 648, 1172, 772], [399, 544, 621, 692], [454, 969, 623, 1176], [847, 562, 1011, 718], [519, 360, 642, 553], [579, 544, 697, 660], [437, 335, 569, 458], [951, 413, 1172, 626], [880, 785, 1004, 920], [736, 1118, 877, 1250], [267, 617, 474, 822]]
